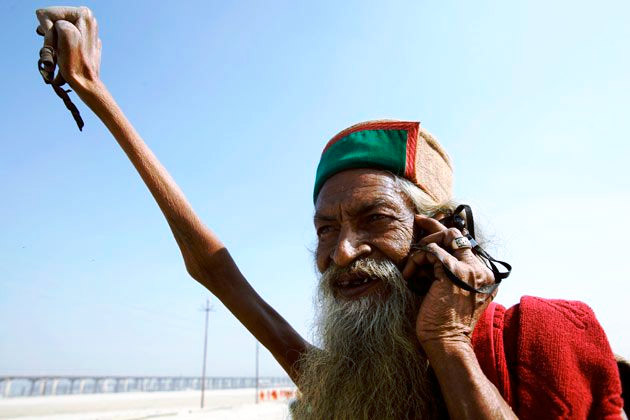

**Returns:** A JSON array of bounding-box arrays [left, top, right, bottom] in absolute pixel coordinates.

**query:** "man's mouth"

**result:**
[[334, 275, 380, 299]]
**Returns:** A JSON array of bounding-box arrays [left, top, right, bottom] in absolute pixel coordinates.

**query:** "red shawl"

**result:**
[[472, 296, 623, 419]]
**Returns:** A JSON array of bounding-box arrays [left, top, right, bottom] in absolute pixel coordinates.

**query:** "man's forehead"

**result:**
[[314, 169, 407, 217]]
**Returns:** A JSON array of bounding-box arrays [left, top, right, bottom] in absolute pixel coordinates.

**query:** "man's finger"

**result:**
[[36, 6, 82, 24], [402, 247, 450, 279], [402, 251, 428, 279], [36, 9, 53, 36], [422, 243, 497, 294], [43, 26, 56, 50], [50, 20, 82, 86], [414, 214, 447, 236], [35, 6, 82, 36], [420, 243, 461, 277], [419, 227, 474, 259], [419, 229, 463, 248], [36, 9, 55, 36]]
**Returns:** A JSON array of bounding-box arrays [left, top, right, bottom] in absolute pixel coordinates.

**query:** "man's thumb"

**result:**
[[35, 9, 53, 36]]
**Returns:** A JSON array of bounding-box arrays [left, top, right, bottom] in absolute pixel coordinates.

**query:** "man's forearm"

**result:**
[[72, 81, 309, 381], [423, 340, 517, 420], [76, 81, 221, 255], [75, 80, 250, 297]]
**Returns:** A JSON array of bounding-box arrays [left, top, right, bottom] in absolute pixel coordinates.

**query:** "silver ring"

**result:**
[[451, 236, 472, 250]]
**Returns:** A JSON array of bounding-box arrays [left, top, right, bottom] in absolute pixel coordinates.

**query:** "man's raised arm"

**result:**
[[34, 6, 309, 382]]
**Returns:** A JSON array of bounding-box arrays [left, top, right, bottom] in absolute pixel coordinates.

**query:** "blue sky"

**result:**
[[1, 0, 629, 377]]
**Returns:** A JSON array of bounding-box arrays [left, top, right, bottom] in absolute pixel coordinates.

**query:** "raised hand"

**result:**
[[36, 6, 101, 92], [403, 214, 497, 346]]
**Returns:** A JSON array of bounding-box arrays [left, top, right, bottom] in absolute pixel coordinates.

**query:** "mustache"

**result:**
[[319, 258, 404, 293]]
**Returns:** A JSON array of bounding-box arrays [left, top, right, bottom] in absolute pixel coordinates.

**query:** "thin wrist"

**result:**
[[73, 77, 107, 102], [74, 80, 119, 123], [421, 336, 474, 361], [417, 325, 472, 349], [423, 335, 517, 419]]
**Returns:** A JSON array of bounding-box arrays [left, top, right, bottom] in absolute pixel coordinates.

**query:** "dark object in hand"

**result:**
[[407, 205, 511, 296], [38, 46, 84, 131]]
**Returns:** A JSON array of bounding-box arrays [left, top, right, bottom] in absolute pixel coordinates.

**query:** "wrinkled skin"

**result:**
[[314, 169, 497, 346]]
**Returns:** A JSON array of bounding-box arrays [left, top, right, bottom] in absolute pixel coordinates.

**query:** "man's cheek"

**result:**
[[382, 228, 415, 262]]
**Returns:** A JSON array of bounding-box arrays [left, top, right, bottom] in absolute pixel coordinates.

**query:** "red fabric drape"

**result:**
[[472, 296, 623, 419]]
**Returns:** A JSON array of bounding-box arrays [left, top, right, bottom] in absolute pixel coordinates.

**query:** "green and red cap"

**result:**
[[313, 120, 453, 204]]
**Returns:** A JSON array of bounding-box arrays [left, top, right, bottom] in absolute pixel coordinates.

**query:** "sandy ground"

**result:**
[[0, 388, 293, 420]]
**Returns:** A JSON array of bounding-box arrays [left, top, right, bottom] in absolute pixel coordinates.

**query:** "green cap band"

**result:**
[[313, 120, 453, 205], [313, 129, 408, 202]]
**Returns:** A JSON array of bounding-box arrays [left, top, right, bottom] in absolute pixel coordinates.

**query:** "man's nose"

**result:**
[[331, 228, 371, 267]]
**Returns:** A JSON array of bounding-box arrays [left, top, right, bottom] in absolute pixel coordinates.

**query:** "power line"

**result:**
[[200, 298, 212, 409], [255, 340, 260, 404]]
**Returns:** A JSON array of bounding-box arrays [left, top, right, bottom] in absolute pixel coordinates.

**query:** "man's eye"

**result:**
[[368, 214, 390, 222], [317, 226, 335, 236]]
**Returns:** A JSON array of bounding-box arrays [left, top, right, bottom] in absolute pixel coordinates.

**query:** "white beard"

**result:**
[[292, 259, 443, 420]]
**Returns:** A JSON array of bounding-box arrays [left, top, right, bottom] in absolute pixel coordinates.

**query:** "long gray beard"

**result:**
[[293, 259, 442, 420]]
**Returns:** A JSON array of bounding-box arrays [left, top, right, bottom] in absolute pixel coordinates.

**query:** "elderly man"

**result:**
[[34, 7, 624, 419]]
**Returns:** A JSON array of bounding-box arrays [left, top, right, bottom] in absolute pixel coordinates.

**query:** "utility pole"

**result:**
[[255, 340, 260, 403], [200, 298, 211, 409]]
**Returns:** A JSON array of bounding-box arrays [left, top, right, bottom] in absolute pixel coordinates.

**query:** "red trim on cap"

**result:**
[[321, 120, 419, 155], [404, 122, 420, 181]]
